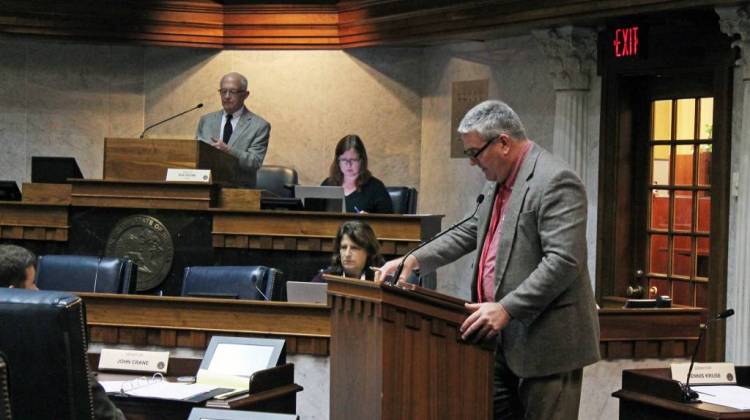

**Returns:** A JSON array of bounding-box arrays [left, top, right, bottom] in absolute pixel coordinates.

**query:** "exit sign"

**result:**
[[613, 26, 641, 58]]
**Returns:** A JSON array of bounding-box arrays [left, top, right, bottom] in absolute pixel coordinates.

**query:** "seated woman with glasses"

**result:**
[[313, 221, 385, 282], [321, 134, 393, 214]]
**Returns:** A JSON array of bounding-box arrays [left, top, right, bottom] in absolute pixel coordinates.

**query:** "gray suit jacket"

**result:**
[[413, 143, 600, 378], [195, 108, 270, 187]]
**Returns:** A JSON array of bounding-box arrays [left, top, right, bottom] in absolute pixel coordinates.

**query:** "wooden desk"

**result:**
[[81, 293, 331, 356], [613, 367, 750, 419], [0, 183, 442, 293], [90, 354, 302, 420]]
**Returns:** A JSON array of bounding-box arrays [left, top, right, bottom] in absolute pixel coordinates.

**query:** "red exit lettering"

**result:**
[[613, 26, 639, 58]]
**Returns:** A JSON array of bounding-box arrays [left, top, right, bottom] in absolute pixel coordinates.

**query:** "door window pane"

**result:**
[[652, 100, 672, 140], [675, 99, 696, 140], [673, 191, 693, 232], [650, 189, 670, 230], [697, 144, 711, 186], [672, 235, 692, 277], [651, 145, 671, 186], [699, 97, 713, 140], [696, 190, 711, 233], [697, 237, 710, 278], [649, 234, 669, 275], [674, 145, 694, 186]]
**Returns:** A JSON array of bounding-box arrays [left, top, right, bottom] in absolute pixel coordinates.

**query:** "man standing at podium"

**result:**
[[380, 100, 600, 420], [195, 72, 270, 187]]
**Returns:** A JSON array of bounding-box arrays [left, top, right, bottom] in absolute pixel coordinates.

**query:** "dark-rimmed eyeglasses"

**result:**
[[338, 158, 362, 166], [463, 136, 498, 159], [218, 89, 247, 97]]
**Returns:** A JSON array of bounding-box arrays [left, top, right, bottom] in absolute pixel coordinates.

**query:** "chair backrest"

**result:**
[[0, 352, 10, 420], [256, 165, 299, 198], [0, 288, 93, 420], [35, 255, 137, 294], [386, 186, 418, 214], [181, 266, 286, 301]]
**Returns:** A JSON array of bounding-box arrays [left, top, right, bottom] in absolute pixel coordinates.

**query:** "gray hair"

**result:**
[[221, 72, 248, 92], [457, 100, 527, 141], [0, 244, 36, 288]]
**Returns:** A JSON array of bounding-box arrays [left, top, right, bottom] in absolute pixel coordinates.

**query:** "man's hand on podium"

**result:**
[[460, 302, 510, 343], [210, 137, 231, 152], [374, 255, 419, 284]]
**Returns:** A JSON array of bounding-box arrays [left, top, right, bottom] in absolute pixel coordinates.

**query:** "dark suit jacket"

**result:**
[[195, 107, 270, 187], [413, 143, 600, 378]]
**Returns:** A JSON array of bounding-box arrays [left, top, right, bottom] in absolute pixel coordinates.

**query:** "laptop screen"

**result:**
[[293, 186, 345, 212]]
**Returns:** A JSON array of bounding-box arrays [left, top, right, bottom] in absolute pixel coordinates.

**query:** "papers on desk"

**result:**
[[693, 385, 750, 410], [100, 378, 230, 402]]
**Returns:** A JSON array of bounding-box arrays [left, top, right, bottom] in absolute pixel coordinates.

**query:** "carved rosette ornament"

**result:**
[[532, 26, 597, 91], [717, 5, 750, 79], [105, 215, 174, 291]]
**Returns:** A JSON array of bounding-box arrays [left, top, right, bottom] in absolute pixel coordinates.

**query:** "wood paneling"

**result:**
[[70, 179, 217, 210], [82, 293, 331, 356], [21, 183, 72, 205], [0, 0, 738, 49], [0, 202, 68, 241], [211, 210, 438, 251]]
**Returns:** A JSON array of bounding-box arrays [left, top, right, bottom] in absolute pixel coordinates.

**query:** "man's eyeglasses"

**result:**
[[218, 89, 247, 97], [338, 158, 362, 166], [463, 136, 498, 159]]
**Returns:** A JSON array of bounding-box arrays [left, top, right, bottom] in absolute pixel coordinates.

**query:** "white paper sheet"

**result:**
[[125, 381, 218, 400], [99, 379, 217, 400], [693, 385, 750, 410]]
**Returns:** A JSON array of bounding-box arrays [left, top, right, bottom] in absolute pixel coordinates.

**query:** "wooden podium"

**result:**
[[326, 276, 494, 420], [103, 138, 238, 184]]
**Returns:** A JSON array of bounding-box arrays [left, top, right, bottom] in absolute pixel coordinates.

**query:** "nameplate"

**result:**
[[166, 168, 211, 183], [99, 349, 169, 373], [671, 362, 737, 385]]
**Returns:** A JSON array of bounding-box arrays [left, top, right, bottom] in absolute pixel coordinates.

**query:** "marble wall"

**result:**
[[418, 36, 557, 298], [0, 38, 144, 182]]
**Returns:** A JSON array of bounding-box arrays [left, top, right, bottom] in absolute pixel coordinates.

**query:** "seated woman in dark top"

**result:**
[[313, 221, 385, 282], [321, 134, 394, 214]]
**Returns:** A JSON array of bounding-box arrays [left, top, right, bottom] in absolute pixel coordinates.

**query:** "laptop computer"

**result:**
[[31, 156, 83, 183], [293, 185, 345, 212], [286, 281, 327, 304]]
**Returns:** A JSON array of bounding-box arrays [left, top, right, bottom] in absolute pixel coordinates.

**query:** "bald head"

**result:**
[[219, 72, 250, 114]]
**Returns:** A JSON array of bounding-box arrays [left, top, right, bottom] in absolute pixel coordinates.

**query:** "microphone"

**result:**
[[139, 103, 203, 139], [390, 194, 485, 285], [681, 308, 735, 402]]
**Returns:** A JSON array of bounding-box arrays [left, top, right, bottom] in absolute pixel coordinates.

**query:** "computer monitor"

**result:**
[[0, 181, 21, 201], [31, 156, 83, 183], [293, 185, 345, 212]]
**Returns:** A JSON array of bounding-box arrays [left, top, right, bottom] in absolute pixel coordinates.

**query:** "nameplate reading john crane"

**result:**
[[105, 215, 174, 291], [166, 168, 211, 183], [99, 348, 169, 373]]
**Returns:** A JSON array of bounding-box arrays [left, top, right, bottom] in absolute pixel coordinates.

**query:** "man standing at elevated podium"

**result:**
[[196, 72, 270, 187], [381, 100, 600, 419]]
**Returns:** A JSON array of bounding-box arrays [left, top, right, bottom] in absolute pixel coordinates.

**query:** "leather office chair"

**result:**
[[256, 165, 299, 198], [0, 289, 93, 419], [35, 255, 137, 294], [181, 266, 286, 301], [0, 352, 10, 420], [386, 186, 418, 214]]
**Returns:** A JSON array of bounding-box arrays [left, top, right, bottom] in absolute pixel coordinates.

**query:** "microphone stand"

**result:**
[[681, 308, 735, 402], [140, 103, 203, 139], [390, 194, 485, 285]]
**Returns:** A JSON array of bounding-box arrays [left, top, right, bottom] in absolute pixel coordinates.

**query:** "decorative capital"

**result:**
[[533, 26, 597, 91], [717, 5, 750, 78]]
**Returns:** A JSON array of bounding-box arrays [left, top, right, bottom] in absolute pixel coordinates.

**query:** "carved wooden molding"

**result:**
[[0, 203, 69, 241], [0, 0, 736, 49]]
